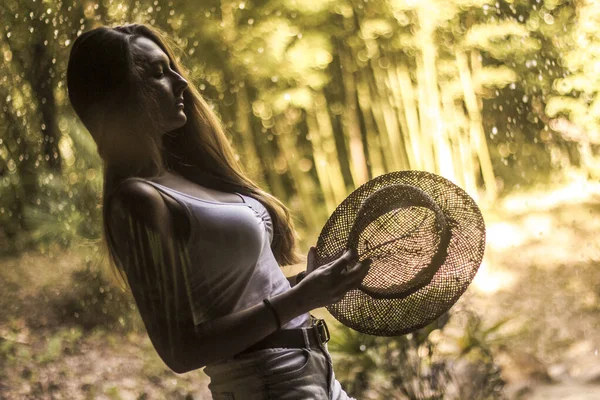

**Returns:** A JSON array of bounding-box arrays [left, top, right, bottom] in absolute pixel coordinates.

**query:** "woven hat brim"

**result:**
[[315, 171, 486, 336]]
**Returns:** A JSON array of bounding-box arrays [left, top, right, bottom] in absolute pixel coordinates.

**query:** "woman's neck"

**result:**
[[106, 159, 165, 181]]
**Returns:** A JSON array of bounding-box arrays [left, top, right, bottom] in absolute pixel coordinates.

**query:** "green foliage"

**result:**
[[36, 327, 83, 365], [454, 313, 513, 358], [543, 0, 600, 179], [0, 320, 31, 366], [329, 310, 506, 399], [46, 262, 141, 333], [1, 0, 598, 250]]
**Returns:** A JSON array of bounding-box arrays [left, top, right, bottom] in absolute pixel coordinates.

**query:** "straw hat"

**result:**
[[314, 171, 486, 336]]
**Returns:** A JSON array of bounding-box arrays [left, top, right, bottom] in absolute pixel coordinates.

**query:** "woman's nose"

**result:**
[[174, 73, 188, 94]]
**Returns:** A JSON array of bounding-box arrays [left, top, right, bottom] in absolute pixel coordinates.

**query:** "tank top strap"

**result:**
[[109, 176, 197, 241], [110, 176, 190, 204], [103, 177, 191, 266], [107, 176, 160, 199]]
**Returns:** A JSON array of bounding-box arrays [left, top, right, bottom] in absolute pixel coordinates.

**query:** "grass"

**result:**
[[0, 247, 211, 399]]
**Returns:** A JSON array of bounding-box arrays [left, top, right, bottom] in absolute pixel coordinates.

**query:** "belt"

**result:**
[[236, 318, 330, 357]]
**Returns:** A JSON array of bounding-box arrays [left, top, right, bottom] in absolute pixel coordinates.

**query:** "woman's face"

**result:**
[[131, 36, 189, 136]]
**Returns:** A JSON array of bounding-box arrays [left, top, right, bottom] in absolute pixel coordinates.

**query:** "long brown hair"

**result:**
[[66, 24, 303, 283]]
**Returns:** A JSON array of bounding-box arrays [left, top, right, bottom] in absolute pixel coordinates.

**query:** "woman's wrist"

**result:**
[[269, 284, 313, 326], [286, 270, 307, 288], [263, 298, 282, 330], [295, 270, 306, 285]]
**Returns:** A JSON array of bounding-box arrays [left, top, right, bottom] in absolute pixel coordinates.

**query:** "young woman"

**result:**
[[66, 24, 371, 399]]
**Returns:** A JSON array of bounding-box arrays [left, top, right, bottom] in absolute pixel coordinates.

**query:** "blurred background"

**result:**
[[1, 0, 599, 398]]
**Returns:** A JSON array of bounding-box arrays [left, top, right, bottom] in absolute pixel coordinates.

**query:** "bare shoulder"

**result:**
[[110, 180, 167, 231], [108, 179, 191, 250]]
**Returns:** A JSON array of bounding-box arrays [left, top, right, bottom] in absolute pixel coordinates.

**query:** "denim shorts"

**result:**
[[203, 325, 355, 399]]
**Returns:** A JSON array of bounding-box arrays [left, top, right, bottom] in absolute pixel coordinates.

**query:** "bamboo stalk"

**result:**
[[458, 113, 478, 196], [339, 45, 369, 186], [235, 84, 264, 181], [251, 119, 287, 201], [456, 50, 497, 199], [314, 91, 348, 205], [364, 68, 396, 173], [273, 115, 321, 231], [441, 85, 466, 189], [356, 73, 387, 177], [415, 55, 436, 172], [396, 63, 423, 170], [370, 52, 408, 171], [418, 8, 454, 178], [385, 57, 415, 169], [305, 106, 338, 214]]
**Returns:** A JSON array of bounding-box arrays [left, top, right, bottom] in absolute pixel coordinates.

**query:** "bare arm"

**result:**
[[285, 272, 303, 288], [109, 180, 370, 371], [190, 249, 366, 366]]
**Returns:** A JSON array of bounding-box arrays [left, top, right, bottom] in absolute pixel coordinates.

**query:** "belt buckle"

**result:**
[[315, 318, 330, 344]]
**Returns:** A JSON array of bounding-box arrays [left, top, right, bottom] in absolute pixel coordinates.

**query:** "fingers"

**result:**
[[355, 259, 372, 281], [298, 246, 371, 306], [344, 257, 371, 273], [306, 246, 316, 274], [345, 258, 372, 277], [330, 248, 358, 272], [341, 258, 372, 290]]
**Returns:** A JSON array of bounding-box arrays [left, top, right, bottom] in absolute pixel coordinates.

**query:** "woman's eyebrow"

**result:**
[[148, 56, 170, 67]]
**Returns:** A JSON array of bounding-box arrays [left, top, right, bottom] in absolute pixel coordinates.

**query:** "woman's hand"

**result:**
[[296, 247, 372, 310]]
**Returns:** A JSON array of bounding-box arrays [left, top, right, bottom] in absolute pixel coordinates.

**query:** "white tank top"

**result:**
[[137, 178, 311, 331]]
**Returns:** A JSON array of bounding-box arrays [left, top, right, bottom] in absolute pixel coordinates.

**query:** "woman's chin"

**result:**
[[159, 113, 188, 136], [177, 112, 187, 125], [172, 115, 188, 129]]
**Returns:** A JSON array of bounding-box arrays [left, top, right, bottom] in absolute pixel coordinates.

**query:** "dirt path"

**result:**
[[526, 383, 600, 400], [469, 182, 600, 399], [0, 326, 213, 399], [0, 249, 214, 399]]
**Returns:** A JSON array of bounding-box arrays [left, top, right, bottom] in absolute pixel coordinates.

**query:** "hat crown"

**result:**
[[347, 184, 451, 299]]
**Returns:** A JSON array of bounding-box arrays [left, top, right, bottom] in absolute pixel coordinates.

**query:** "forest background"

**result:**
[[1, 0, 599, 399]]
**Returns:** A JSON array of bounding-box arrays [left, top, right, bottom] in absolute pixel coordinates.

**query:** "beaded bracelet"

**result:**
[[263, 298, 281, 330]]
